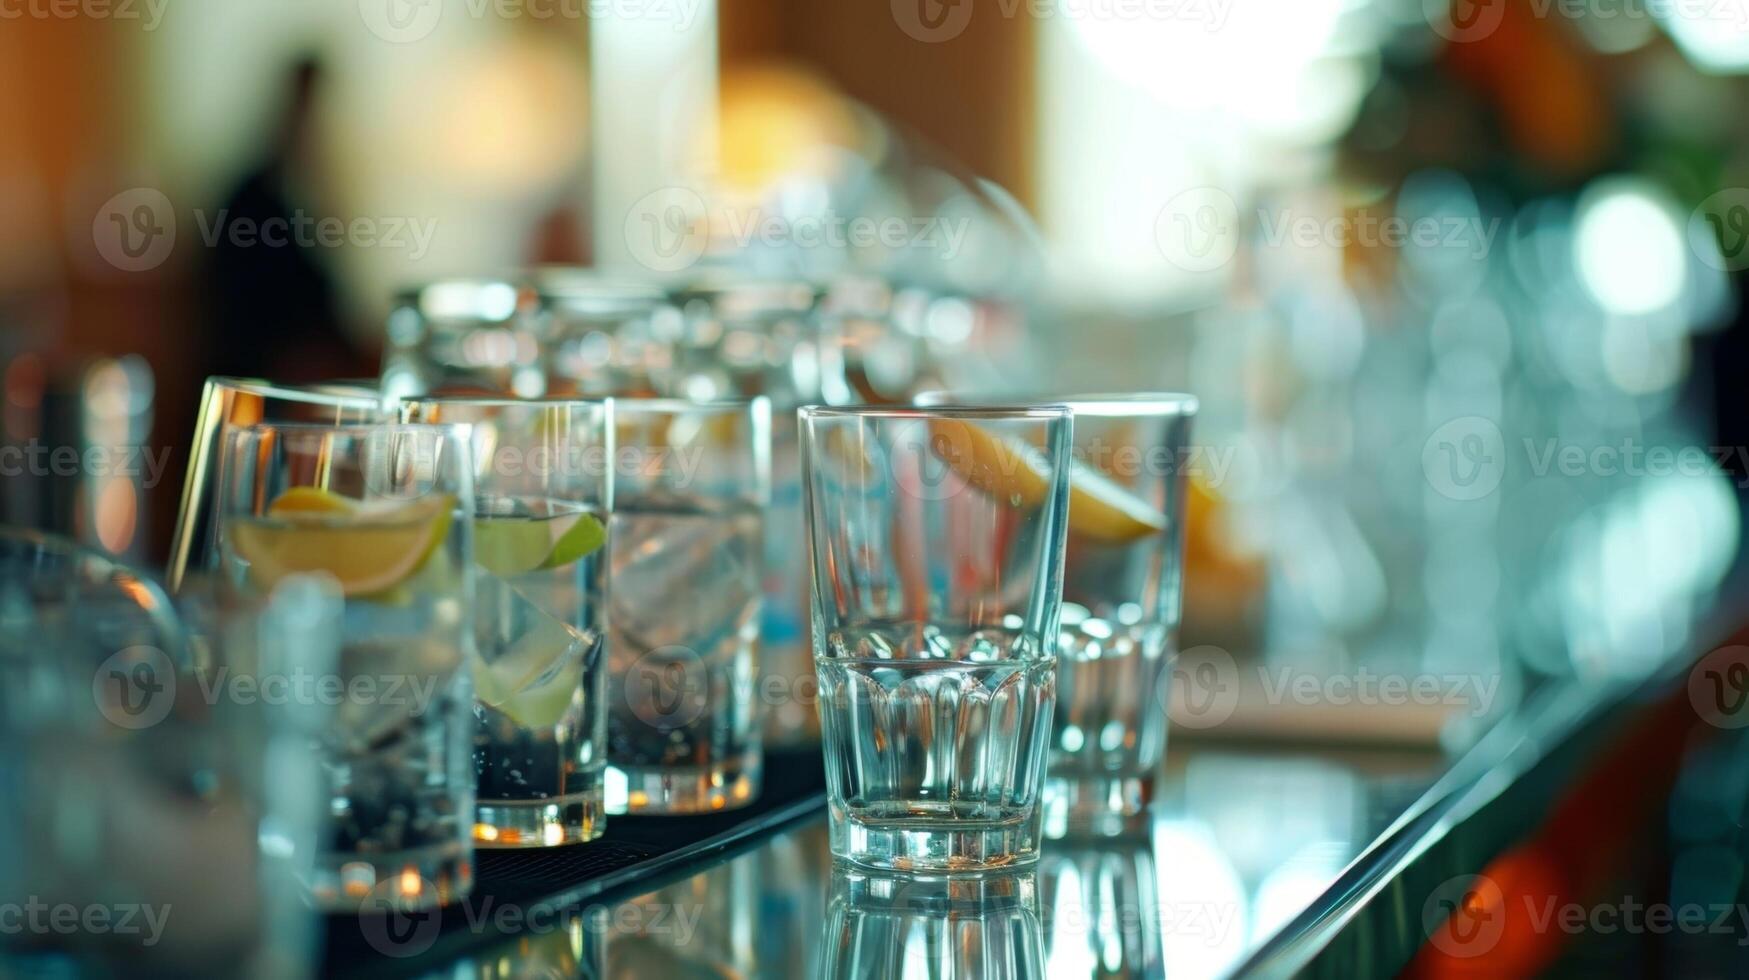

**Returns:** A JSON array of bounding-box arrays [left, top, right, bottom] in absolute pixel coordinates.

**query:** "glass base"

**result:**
[[1041, 774, 1153, 839], [606, 749, 762, 815], [830, 804, 1043, 873], [309, 840, 471, 911], [474, 788, 606, 848]]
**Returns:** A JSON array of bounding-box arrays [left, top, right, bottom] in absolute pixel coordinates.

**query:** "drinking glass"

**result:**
[[168, 377, 386, 592], [0, 530, 324, 977], [214, 423, 476, 908], [666, 280, 839, 747], [822, 869, 1045, 979], [401, 397, 613, 847], [800, 406, 1071, 871], [918, 393, 1198, 834], [606, 398, 769, 815]]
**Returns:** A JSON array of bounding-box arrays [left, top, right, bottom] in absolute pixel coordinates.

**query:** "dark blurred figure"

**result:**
[[201, 56, 364, 383]]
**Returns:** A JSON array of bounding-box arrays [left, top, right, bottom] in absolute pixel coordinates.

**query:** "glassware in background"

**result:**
[[214, 423, 476, 909], [402, 398, 613, 848], [168, 377, 386, 592], [0, 531, 325, 978], [666, 279, 844, 746], [922, 391, 1199, 834], [607, 398, 770, 815], [1038, 839, 1163, 979], [380, 275, 677, 403], [800, 406, 1071, 871], [538, 270, 678, 399], [822, 869, 1045, 979]]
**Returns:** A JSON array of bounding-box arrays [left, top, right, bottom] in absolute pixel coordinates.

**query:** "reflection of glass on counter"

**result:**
[[1040, 838, 1163, 979], [822, 869, 1044, 980], [606, 857, 758, 978]]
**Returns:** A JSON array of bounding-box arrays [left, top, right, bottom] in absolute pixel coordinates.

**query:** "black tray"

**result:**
[[322, 746, 826, 975]]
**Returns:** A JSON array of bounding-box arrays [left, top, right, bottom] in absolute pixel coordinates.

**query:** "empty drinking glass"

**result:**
[[606, 398, 770, 815], [214, 423, 476, 908], [919, 392, 1198, 834], [800, 406, 1071, 871], [401, 397, 613, 847]]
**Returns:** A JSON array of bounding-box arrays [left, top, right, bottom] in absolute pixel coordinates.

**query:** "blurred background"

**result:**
[[5, 0, 1748, 748]]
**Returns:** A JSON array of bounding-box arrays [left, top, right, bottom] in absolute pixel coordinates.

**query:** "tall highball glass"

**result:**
[[607, 398, 770, 815], [402, 397, 613, 847], [215, 423, 476, 908], [800, 406, 1071, 871]]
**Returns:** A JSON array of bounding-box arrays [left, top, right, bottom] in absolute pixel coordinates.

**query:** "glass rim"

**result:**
[[230, 421, 468, 439], [400, 395, 612, 409], [615, 396, 771, 415], [800, 404, 1070, 421], [913, 390, 1198, 418], [205, 376, 384, 409]]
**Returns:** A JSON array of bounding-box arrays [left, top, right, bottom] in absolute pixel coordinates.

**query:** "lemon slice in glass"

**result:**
[[473, 504, 606, 577], [927, 419, 1167, 544], [229, 490, 454, 597]]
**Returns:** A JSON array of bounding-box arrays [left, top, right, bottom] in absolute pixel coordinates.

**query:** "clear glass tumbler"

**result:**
[[215, 423, 476, 908], [606, 398, 770, 815], [919, 392, 1198, 835], [402, 397, 613, 847], [800, 406, 1072, 871]]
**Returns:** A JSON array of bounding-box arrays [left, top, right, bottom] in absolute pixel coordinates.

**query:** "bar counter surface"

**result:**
[[322, 620, 1743, 979]]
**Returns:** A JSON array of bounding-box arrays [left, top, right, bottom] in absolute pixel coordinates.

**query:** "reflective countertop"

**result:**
[[440, 742, 1440, 979]]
